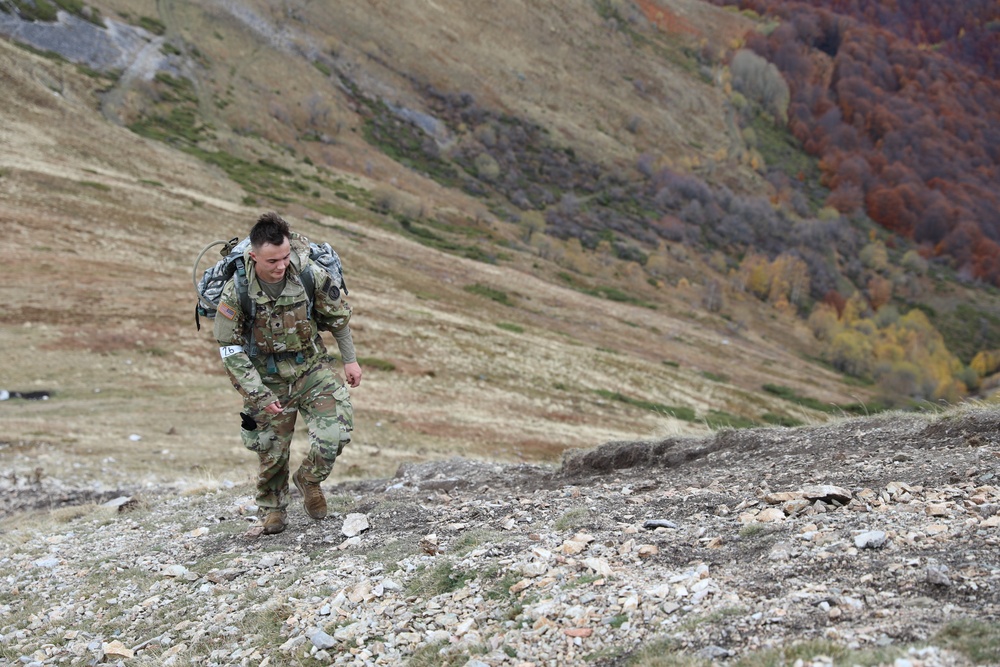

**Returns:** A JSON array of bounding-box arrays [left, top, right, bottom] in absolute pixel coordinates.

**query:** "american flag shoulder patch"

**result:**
[[218, 302, 237, 320]]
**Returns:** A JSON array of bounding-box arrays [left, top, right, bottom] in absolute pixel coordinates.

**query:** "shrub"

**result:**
[[730, 49, 790, 123], [357, 357, 395, 372], [464, 283, 513, 306], [138, 15, 166, 35]]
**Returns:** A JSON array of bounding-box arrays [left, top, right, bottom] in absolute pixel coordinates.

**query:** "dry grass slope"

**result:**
[[0, 24, 871, 489]]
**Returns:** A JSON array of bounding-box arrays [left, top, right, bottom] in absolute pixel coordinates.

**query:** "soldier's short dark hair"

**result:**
[[250, 212, 291, 249]]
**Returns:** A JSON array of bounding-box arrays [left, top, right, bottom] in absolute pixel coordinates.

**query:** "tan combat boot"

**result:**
[[293, 468, 328, 519], [261, 510, 287, 535]]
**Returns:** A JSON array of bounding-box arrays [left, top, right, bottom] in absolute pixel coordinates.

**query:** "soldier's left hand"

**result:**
[[344, 361, 362, 388]]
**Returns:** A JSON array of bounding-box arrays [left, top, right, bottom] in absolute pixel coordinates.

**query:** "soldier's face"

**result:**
[[251, 239, 291, 284]]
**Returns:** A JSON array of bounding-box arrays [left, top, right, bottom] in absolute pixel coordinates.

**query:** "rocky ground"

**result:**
[[1, 406, 999, 666]]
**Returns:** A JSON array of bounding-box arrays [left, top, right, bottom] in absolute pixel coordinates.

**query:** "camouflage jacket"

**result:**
[[213, 250, 351, 411]]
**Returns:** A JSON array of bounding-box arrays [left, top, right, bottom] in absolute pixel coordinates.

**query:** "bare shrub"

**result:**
[[730, 49, 790, 123], [473, 152, 501, 181], [702, 278, 724, 313], [371, 185, 423, 218]]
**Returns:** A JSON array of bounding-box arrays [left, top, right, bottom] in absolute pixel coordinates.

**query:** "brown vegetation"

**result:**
[[713, 0, 1000, 284]]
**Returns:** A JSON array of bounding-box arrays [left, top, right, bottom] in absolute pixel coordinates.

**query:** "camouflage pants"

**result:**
[[240, 359, 353, 513]]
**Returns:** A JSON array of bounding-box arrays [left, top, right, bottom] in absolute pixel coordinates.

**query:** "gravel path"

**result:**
[[2, 407, 999, 666]]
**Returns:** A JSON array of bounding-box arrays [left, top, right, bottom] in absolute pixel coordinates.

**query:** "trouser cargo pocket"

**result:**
[[242, 425, 278, 453]]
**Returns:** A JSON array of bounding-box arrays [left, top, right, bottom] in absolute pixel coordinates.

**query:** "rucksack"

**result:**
[[193, 233, 347, 345]]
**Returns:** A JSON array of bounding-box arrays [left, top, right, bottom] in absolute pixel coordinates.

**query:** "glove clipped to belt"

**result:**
[[240, 412, 257, 431]]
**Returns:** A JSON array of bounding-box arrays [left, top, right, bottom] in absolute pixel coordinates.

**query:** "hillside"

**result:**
[[0, 0, 895, 485], [709, 0, 1000, 288], [6, 0, 1000, 409], [1, 1, 1000, 665]]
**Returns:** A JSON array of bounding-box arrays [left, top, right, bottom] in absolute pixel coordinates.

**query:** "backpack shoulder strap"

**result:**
[[288, 233, 317, 319], [233, 255, 259, 356], [299, 263, 316, 320]]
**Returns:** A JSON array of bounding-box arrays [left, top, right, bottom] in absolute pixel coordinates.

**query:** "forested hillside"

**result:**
[[4, 0, 1000, 411], [713, 0, 1000, 285]]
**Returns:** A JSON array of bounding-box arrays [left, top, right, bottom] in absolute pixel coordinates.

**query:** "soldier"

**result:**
[[214, 212, 362, 535]]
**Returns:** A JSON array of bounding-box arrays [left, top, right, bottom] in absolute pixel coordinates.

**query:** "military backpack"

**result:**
[[193, 233, 347, 341]]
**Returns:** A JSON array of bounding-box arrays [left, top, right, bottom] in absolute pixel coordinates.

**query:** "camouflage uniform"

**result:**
[[214, 248, 354, 516]]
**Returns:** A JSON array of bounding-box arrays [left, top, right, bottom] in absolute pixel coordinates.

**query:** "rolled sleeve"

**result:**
[[213, 281, 276, 411]]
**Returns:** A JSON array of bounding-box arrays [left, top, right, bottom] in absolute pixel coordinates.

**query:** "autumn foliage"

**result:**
[[808, 297, 967, 404], [712, 0, 1000, 284]]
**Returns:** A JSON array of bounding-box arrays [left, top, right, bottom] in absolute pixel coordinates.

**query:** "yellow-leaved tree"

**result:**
[[970, 349, 1000, 378], [734, 253, 811, 310], [813, 295, 967, 405]]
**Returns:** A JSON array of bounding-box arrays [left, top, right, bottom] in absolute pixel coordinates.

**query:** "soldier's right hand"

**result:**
[[264, 400, 283, 415]]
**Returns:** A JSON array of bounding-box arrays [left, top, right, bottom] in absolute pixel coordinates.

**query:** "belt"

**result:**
[[271, 350, 307, 363], [259, 336, 322, 374], [264, 349, 309, 375]]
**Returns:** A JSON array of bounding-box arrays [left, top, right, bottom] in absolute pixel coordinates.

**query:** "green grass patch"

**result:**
[[553, 507, 591, 532], [309, 176, 371, 205], [464, 283, 513, 306], [9, 0, 58, 21], [677, 606, 747, 634], [700, 371, 728, 383], [585, 646, 631, 664], [729, 639, 903, 667], [406, 562, 475, 598], [357, 356, 395, 372], [484, 571, 521, 601], [236, 603, 294, 649], [450, 530, 508, 558], [762, 383, 878, 416], [738, 524, 770, 539], [749, 113, 826, 213], [760, 412, 805, 427], [76, 63, 113, 79], [128, 104, 206, 147], [582, 284, 657, 309], [12, 40, 66, 62], [138, 15, 167, 35], [403, 218, 455, 243], [556, 271, 657, 308], [595, 389, 696, 421], [608, 613, 629, 628], [304, 200, 368, 223], [567, 573, 605, 589], [48, 0, 102, 24], [78, 181, 110, 191], [763, 384, 836, 412], [459, 244, 500, 263], [194, 151, 292, 193], [934, 618, 1000, 665], [409, 640, 475, 667], [703, 410, 758, 429], [496, 322, 524, 334], [398, 219, 498, 264]]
